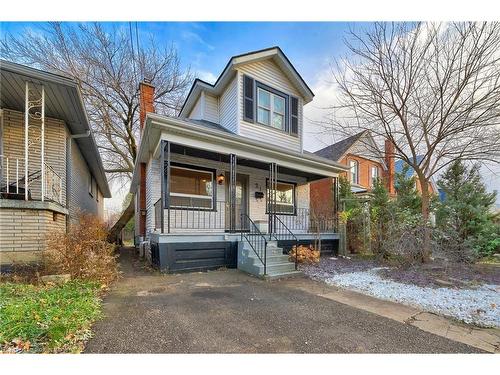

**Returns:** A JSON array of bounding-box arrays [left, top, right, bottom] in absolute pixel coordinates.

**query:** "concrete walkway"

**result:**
[[84, 248, 486, 353]]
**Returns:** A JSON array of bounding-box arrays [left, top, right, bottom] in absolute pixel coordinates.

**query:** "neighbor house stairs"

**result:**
[[237, 240, 301, 279]]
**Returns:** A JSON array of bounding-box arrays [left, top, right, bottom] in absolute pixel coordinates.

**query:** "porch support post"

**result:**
[[268, 162, 277, 235], [24, 81, 29, 201], [165, 140, 171, 234], [229, 153, 237, 232], [159, 140, 167, 234]]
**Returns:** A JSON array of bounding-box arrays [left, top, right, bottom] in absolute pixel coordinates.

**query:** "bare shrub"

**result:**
[[43, 213, 119, 285]]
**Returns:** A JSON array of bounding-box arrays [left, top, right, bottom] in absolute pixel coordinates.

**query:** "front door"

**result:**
[[226, 173, 249, 231]]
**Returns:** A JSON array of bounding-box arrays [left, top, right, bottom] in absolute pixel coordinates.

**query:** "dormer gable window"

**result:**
[[257, 88, 285, 130], [243, 75, 298, 137]]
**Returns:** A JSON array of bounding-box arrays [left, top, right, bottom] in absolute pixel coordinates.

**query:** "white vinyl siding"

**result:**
[[188, 95, 203, 119], [204, 93, 219, 124], [219, 76, 238, 133], [145, 156, 161, 239], [237, 60, 303, 152], [187, 92, 220, 124]]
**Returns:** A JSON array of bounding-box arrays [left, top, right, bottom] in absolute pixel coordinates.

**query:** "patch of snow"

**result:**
[[304, 266, 500, 328]]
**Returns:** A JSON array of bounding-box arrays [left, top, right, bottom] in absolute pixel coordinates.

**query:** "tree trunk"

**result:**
[[419, 178, 431, 263]]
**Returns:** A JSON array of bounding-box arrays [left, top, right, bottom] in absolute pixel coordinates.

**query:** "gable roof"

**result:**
[[313, 131, 367, 162], [0, 60, 111, 197], [179, 46, 314, 117]]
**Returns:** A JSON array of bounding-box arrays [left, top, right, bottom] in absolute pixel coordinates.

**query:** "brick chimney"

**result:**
[[384, 139, 396, 195], [138, 80, 155, 238], [139, 80, 155, 131]]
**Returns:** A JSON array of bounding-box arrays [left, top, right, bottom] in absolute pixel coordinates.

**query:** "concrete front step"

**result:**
[[237, 241, 301, 278]]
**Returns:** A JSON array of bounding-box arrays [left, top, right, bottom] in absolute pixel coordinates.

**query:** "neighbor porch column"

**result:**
[[24, 81, 29, 201]]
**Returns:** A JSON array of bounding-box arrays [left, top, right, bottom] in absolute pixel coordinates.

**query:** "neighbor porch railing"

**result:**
[[43, 163, 63, 205]]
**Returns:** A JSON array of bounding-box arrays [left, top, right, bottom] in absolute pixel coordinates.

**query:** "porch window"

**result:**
[[170, 166, 214, 209], [267, 181, 296, 215], [257, 87, 286, 131], [349, 160, 359, 185]]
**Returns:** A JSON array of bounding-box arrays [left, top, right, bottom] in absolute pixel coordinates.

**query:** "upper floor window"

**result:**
[[370, 166, 379, 187], [257, 88, 285, 131], [350, 160, 359, 185]]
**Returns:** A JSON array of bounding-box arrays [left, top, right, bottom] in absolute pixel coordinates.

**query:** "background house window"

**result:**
[[88, 174, 96, 197], [371, 166, 379, 186], [170, 166, 214, 209], [257, 87, 286, 131], [350, 160, 359, 184], [267, 181, 296, 214]]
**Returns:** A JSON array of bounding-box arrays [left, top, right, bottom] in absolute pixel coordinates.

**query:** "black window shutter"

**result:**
[[290, 96, 299, 135], [243, 75, 255, 122]]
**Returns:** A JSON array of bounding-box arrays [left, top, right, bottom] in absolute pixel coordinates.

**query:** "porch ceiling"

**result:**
[[169, 143, 326, 181]]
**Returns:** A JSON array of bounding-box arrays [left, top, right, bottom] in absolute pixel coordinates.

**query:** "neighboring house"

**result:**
[[312, 130, 391, 196], [310, 130, 437, 217], [131, 47, 347, 277], [0, 60, 111, 266]]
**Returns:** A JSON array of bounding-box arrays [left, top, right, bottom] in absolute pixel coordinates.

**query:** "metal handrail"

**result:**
[[240, 213, 267, 275], [271, 214, 299, 270], [154, 198, 162, 230]]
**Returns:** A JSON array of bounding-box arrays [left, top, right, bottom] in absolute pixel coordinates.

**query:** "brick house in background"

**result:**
[[310, 130, 438, 217]]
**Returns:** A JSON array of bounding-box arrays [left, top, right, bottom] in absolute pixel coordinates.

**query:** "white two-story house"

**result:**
[[130, 47, 347, 277]]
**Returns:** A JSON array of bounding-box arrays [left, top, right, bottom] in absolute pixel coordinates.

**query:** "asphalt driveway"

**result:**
[[84, 248, 482, 353]]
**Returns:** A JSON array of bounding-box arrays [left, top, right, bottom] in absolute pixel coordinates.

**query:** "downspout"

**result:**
[[65, 130, 91, 231]]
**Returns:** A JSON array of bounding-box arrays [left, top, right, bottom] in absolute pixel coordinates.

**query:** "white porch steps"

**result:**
[[237, 240, 302, 279]]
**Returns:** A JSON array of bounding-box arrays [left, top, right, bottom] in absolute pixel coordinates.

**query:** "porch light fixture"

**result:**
[[217, 173, 225, 185]]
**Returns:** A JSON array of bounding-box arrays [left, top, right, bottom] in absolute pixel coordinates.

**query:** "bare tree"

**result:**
[[322, 22, 500, 261], [1, 22, 192, 183]]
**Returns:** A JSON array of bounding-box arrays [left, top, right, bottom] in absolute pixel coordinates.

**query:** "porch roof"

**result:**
[[0, 60, 111, 197], [130, 113, 349, 193]]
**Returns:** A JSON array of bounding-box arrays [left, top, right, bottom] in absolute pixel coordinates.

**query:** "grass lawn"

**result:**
[[0, 280, 103, 353]]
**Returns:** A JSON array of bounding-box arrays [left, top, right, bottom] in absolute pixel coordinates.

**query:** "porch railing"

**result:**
[[276, 207, 337, 234], [240, 213, 267, 275], [155, 200, 239, 232], [270, 214, 298, 270], [154, 198, 162, 230]]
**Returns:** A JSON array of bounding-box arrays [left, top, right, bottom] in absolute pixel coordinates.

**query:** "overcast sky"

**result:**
[[2, 22, 498, 210]]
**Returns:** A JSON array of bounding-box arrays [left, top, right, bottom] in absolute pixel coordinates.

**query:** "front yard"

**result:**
[[0, 281, 103, 353], [302, 256, 500, 328]]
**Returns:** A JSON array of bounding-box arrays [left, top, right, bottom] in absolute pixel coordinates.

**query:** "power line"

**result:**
[[129, 22, 137, 82]]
